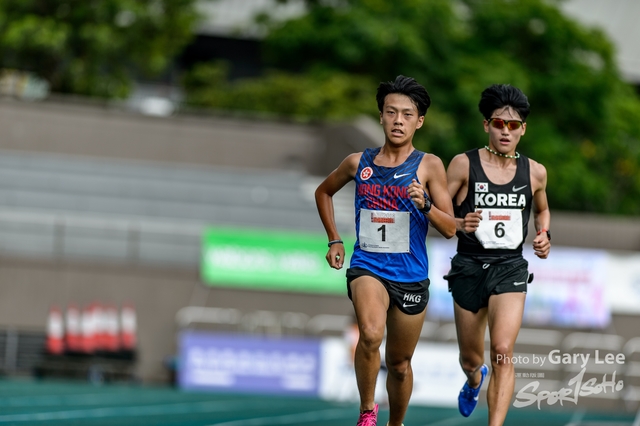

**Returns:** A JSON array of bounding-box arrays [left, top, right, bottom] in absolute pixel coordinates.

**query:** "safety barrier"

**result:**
[[39, 302, 139, 383]]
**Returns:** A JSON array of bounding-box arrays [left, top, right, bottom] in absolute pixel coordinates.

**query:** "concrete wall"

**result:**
[[0, 97, 324, 172]]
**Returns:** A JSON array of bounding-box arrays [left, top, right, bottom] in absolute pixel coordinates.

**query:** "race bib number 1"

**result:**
[[359, 209, 410, 253], [474, 208, 523, 249]]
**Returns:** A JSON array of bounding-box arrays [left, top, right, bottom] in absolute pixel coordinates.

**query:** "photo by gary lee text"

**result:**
[[496, 349, 625, 369]]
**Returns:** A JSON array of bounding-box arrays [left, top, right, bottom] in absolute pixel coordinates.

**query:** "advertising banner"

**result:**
[[427, 238, 611, 328], [524, 244, 610, 328], [201, 226, 615, 328], [409, 342, 468, 407], [179, 331, 321, 396], [605, 251, 640, 315], [317, 337, 465, 407], [201, 227, 352, 294], [180, 332, 466, 407]]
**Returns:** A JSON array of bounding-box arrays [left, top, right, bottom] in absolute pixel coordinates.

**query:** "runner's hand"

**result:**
[[533, 233, 550, 259], [326, 244, 344, 270], [459, 210, 483, 233], [408, 179, 429, 210]]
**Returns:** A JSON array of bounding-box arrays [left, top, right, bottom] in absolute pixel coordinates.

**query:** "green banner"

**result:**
[[201, 227, 352, 294]]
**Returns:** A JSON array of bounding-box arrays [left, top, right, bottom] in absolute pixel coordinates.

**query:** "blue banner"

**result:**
[[178, 331, 321, 396]]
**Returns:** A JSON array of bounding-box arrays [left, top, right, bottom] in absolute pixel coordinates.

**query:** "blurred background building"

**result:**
[[0, 0, 639, 415]]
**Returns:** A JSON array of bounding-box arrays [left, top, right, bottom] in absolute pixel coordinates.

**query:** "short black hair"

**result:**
[[478, 84, 530, 121], [376, 75, 431, 116]]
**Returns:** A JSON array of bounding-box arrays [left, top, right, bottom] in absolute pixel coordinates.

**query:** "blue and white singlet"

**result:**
[[349, 147, 430, 282]]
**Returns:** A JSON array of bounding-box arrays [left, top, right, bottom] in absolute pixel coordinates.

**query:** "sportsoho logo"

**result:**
[[503, 349, 625, 409]]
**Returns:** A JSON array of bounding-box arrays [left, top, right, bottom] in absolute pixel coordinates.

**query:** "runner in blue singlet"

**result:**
[[315, 75, 456, 426]]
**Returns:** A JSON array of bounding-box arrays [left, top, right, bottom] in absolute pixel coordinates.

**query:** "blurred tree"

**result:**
[[184, 0, 640, 214], [183, 61, 376, 120], [0, 0, 200, 98]]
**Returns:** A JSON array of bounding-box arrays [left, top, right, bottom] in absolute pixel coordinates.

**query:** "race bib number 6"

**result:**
[[474, 208, 523, 249], [359, 209, 410, 253]]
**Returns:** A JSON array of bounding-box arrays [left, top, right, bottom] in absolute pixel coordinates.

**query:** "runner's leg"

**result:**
[[486, 292, 526, 426], [454, 301, 488, 386], [350, 275, 390, 412], [384, 305, 426, 426]]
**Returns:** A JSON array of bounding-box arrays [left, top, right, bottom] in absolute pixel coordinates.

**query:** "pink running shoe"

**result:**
[[356, 403, 378, 426]]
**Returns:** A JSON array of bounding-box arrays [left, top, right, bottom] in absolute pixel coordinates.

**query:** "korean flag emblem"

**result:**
[[475, 182, 489, 193]]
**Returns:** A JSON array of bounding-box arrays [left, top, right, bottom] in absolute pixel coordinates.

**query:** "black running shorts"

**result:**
[[346, 267, 429, 315], [444, 254, 531, 313]]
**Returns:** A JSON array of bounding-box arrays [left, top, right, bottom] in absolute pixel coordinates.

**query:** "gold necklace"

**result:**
[[485, 145, 520, 159]]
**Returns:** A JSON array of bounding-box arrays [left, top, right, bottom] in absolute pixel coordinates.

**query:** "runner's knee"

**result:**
[[491, 342, 513, 366], [386, 357, 411, 380], [459, 353, 484, 374], [358, 324, 384, 351]]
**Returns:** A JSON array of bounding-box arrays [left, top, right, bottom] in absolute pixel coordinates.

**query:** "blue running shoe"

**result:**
[[458, 364, 488, 417]]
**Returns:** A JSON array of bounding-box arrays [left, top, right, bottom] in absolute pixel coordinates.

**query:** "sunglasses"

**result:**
[[488, 118, 524, 131]]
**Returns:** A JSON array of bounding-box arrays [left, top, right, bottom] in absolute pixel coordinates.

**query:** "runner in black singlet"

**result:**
[[445, 84, 551, 425]]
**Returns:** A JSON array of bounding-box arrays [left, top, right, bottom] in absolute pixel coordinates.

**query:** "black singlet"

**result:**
[[455, 149, 533, 257]]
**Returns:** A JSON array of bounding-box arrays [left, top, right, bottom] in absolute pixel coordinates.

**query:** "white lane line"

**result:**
[[0, 392, 185, 408], [565, 408, 585, 426], [421, 416, 468, 426], [207, 408, 356, 425], [0, 399, 255, 423]]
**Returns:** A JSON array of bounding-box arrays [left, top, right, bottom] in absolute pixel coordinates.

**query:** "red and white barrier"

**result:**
[[65, 303, 82, 353], [46, 306, 65, 355], [80, 304, 97, 354], [47, 301, 138, 357], [93, 303, 105, 352], [120, 303, 137, 352], [103, 304, 120, 353]]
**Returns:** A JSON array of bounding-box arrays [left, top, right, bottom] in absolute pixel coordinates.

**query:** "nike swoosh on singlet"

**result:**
[[394, 172, 411, 179], [512, 185, 527, 192]]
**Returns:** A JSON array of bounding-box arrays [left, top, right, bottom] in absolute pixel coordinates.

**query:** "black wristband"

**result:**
[[420, 193, 432, 215], [328, 239, 343, 247]]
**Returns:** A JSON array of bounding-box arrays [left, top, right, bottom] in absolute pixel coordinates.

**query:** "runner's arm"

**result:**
[[530, 160, 550, 259], [315, 153, 360, 269], [447, 154, 482, 233], [416, 154, 455, 238]]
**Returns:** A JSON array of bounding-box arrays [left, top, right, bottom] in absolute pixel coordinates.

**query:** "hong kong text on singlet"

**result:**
[[455, 149, 533, 256], [350, 147, 430, 282]]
